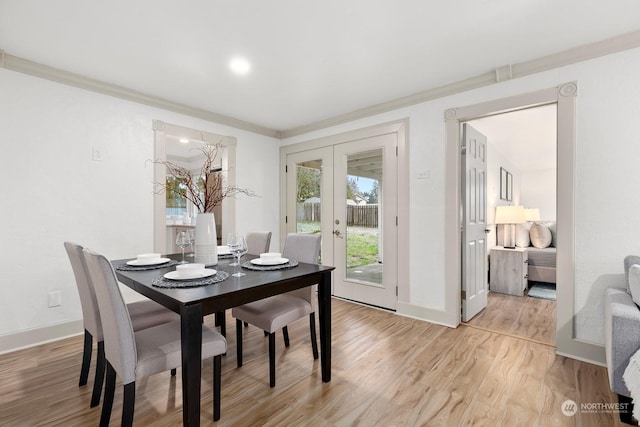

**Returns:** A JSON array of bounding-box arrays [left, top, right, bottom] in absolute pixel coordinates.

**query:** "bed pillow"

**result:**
[[515, 223, 531, 248], [629, 264, 640, 306], [530, 223, 552, 248]]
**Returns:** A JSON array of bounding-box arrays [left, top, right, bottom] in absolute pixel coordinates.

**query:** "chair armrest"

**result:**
[[605, 288, 640, 396]]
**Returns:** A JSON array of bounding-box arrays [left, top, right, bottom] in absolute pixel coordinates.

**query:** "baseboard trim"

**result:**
[[396, 301, 458, 328], [0, 320, 83, 355]]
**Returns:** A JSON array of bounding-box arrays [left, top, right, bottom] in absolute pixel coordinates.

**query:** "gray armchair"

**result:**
[[604, 255, 640, 424]]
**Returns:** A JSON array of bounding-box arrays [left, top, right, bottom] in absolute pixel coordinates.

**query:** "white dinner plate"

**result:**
[[127, 257, 171, 266], [164, 269, 216, 280], [217, 246, 231, 256], [250, 257, 289, 266]]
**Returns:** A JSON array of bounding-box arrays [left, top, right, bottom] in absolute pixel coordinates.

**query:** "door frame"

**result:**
[[279, 119, 409, 302], [445, 82, 605, 364]]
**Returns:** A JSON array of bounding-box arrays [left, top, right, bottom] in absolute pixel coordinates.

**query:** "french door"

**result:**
[[285, 134, 398, 310]]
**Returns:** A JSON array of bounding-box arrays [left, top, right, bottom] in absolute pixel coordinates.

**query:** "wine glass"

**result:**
[[176, 231, 190, 264], [228, 233, 240, 266], [186, 229, 195, 258], [228, 235, 247, 277]]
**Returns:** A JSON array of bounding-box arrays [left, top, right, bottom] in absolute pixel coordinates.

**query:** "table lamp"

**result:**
[[524, 208, 540, 222], [495, 205, 526, 249]]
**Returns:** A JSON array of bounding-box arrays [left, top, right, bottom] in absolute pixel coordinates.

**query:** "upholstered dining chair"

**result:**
[[83, 249, 227, 425], [64, 242, 179, 408], [216, 231, 272, 336], [232, 233, 321, 387], [245, 231, 272, 255]]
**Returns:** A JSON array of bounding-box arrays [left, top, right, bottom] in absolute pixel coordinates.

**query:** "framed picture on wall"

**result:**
[[500, 167, 508, 200], [506, 171, 513, 201]]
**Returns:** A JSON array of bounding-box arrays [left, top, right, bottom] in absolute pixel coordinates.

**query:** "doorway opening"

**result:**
[[462, 104, 557, 346], [446, 83, 604, 361]]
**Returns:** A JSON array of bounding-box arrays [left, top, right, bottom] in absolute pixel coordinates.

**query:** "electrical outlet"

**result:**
[[48, 291, 62, 308], [416, 169, 430, 179]]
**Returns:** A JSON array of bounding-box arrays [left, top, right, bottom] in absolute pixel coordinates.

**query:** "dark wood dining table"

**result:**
[[113, 253, 334, 427]]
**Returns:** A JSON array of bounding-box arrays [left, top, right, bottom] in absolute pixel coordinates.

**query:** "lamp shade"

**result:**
[[495, 205, 526, 224], [524, 208, 540, 222]]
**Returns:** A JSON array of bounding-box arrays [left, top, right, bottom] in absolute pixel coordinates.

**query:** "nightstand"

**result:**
[[490, 246, 528, 296]]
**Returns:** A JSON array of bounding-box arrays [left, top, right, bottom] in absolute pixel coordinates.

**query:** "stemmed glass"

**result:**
[[186, 229, 195, 258], [176, 231, 190, 264], [228, 234, 247, 277]]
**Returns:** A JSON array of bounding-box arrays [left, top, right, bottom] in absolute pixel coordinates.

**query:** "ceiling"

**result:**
[[1, 1, 640, 134]]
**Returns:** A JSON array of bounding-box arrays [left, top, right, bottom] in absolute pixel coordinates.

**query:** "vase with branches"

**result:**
[[153, 143, 255, 265]]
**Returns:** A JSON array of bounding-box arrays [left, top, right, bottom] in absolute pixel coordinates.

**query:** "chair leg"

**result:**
[[213, 354, 221, 421], [90, 341, 106, 408], [170, 368, 176, 376], [100, 362, 116, 427], [219, 312, 226, 338], [122, 382, 136, 427], [269, 332, 276, 388], [79, 330, 92, 386], [309, 313, 319, 360], [264, 331, 269, 337], [283, 326, 290, 347], [236, 319, 243, 368]]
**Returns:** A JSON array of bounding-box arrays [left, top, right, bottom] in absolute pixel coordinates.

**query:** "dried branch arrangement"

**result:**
[[152, 143, 255, 213]]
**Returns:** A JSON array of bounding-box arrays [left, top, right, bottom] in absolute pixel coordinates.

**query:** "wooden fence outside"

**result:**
[[297, 203, 378, 228]]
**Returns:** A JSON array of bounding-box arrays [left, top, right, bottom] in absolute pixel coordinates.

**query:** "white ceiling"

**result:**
[[1, 1, 640, 133]]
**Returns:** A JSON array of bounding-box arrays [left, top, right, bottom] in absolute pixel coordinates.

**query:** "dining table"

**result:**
[[112, 252, 334, 427]]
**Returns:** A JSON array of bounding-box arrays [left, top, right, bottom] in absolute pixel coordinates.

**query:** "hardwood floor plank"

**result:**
[[0, 298, 619, 426]]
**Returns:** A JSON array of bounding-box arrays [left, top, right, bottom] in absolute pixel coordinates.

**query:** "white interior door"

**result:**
[[461, 123, 488, 321], [285, 134, 398, 310], [333, 134, 397, 310]]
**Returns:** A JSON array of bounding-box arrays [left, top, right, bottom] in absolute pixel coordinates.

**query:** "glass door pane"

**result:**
[[345, 150, 383, 286], [295, 160, 322, 234]]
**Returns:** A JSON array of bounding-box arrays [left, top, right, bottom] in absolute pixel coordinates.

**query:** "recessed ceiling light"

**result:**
[[179, 138, 189, 144], [229, 57, 251, 75]]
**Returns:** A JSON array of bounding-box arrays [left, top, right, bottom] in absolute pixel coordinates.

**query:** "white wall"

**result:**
[[486, 140, 522, 250], [521, 168, 557, 221], [0, 69, 280, 349], [282, 46, 640, 345], [3, 46, 639, 352]]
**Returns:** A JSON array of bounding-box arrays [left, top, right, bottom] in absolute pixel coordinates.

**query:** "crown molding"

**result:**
[[279, 29, 640, 139], [2, 28, 640, 140], [0, 51, 279, 139]]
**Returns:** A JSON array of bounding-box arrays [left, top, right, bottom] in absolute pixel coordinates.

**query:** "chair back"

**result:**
[[282, 233, 321, 305], [83, 249, 138, 384], [64, 242, 103, 341], [246, 231, 272, 255]]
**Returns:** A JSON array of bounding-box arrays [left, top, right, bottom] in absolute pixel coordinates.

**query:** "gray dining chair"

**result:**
[[64, 242, 179, 408], [83, 248, 227, 425], [245, 231, 272, 255], [216, 231, 272, 336], [232, 233, 321, 387]]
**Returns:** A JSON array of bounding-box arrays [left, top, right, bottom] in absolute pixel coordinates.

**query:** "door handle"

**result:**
[[333, 229, 343, 238]]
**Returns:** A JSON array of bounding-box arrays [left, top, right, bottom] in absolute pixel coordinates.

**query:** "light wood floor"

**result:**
[[0, 298, 625, 426], [465, 290, 556, 346]]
